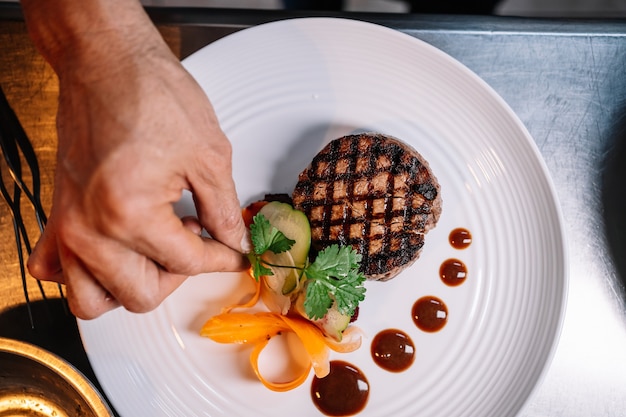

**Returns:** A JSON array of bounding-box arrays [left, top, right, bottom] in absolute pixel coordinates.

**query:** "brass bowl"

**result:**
[[0, 337, 113, 417]]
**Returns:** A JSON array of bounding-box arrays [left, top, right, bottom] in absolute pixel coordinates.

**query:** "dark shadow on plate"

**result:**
[[601, 112, 626, 304], [186, 271, 255, 334]]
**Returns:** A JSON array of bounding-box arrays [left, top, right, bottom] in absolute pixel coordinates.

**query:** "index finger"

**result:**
[[128, 204, 248, 276]]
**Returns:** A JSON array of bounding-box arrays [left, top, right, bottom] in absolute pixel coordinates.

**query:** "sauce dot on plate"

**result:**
[[311, 360, 369, 416], [371, 329, 415, 372], [449, 228, 472, 249], [440, 258, 467, 287], [412, 296, 448, 332]]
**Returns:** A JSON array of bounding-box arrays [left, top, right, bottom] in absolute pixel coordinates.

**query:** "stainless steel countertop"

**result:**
[[1, 6, 625, 416]]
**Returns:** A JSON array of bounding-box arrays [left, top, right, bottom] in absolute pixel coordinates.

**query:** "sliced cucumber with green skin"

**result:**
[[259, 201, 311, 294], [315, 303, 351, 342], [294, 292, 351, 342]]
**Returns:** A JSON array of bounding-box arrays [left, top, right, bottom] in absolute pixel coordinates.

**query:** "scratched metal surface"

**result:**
[[1, 7, 626, 416], [408, 19, 626, 417], [418, 22, 626, 417]]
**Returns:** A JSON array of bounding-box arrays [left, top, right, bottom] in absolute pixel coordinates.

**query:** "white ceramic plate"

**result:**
[[78, 18, 567, 417]]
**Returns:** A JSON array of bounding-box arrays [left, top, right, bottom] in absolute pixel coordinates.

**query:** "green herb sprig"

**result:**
[[303, 244, 366, 320], [247, 213, 366, 320], [247, 214, 295, 279]]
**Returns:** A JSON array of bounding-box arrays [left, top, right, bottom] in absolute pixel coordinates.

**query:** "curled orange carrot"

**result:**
[[200, 311, 361, 391], [201, 312, 286, 344], [249, 339, 312, 392], [220, 270, 261, 314], [278, 314, 331, 378]]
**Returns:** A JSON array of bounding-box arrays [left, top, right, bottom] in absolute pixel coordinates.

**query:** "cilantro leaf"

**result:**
[[247, 213, 295, 280], [247, 252, 273, 280], [303, 244, 367, 320], [249, 214, 295, 255]]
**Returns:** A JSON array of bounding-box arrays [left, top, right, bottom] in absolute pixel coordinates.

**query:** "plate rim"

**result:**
[[79, 16, 569, 417]]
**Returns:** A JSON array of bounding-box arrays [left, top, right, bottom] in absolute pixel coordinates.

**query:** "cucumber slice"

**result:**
[[259, 202, 311, 294], [294, 292, 351, 341]]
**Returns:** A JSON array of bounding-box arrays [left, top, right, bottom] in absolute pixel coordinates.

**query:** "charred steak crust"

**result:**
[[292, 133, 442, 281]]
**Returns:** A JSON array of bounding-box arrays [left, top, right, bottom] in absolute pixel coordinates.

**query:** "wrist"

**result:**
[[21, 0, 168, 77]]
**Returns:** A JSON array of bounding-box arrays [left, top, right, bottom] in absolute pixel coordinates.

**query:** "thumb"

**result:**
[[192, 177, 250, 254], [27, 214, 64, 283]]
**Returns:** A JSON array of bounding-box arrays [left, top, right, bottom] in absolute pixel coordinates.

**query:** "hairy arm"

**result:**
[[22, 0, 249, 319]]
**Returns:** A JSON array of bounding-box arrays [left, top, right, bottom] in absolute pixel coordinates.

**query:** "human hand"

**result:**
[[25, 2, 249, 319]]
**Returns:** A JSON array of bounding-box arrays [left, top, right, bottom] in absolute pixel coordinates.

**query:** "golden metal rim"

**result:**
[[0, 336, 113, 417]]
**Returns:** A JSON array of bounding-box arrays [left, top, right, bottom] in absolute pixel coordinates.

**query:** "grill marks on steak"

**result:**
[[292, 133, 442, 281]]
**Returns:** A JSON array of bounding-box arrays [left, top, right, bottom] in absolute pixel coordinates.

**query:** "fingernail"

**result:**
[[241, 229, 252, 253]]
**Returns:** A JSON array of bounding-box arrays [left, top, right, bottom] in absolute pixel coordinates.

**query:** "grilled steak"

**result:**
[[292, 133, 442, 281]]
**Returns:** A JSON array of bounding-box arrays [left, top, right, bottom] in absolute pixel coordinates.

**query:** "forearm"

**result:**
[[20, 0, 168, 76]]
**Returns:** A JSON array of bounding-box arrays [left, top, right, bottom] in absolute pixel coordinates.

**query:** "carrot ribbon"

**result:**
[[200, 311, 361, 391]]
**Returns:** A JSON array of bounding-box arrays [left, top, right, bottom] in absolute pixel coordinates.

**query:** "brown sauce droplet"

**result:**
[[371, 329, 415, 372], [311, 360, 369, 416], [440, 258, 467, 287], [449, 228, 472, 249], [412, 296, 448, 332]]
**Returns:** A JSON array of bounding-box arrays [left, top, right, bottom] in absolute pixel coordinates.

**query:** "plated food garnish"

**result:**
[[201, 199, 365, 391], [201, 133, 442, 394]]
